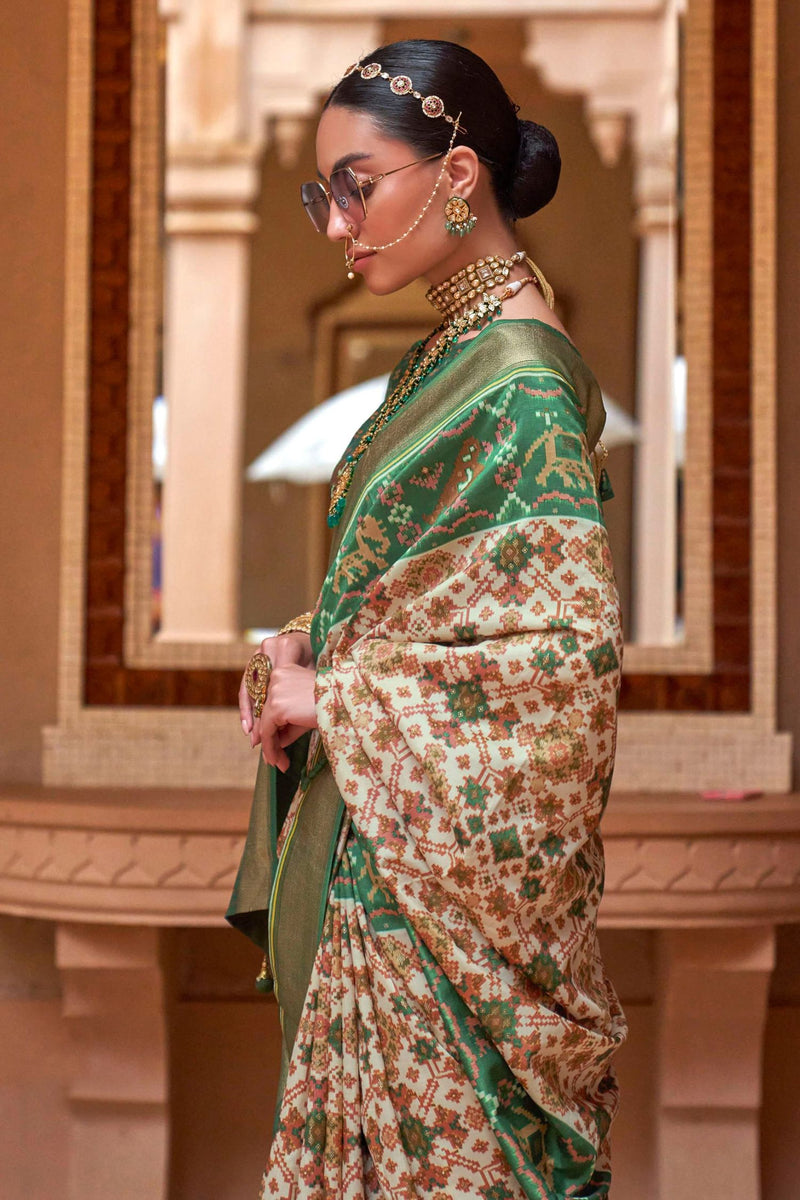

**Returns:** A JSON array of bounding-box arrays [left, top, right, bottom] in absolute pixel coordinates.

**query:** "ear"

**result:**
[[446, 146, 481, 198]]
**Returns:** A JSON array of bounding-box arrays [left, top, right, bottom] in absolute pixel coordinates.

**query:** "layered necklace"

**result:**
[[328, 250, 551, 528]]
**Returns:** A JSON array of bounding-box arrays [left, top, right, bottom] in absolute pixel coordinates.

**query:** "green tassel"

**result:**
[[445, 216, 477, 237], [255, 956, 274, 995], [598, 468, 614, 502]]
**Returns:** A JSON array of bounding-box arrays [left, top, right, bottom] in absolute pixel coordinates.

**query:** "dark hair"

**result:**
[[324, 39, 560, 223]]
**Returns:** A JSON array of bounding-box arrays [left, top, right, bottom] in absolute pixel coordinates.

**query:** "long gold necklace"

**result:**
[[327, 259, 547, 527]]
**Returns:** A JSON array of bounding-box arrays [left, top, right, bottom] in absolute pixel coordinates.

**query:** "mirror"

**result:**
[[56, 0, 779, 781], [135, 3, 691, 669]]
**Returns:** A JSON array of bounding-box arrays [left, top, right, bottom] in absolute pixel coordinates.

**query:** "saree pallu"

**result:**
[[228, 319, 627, 1200]]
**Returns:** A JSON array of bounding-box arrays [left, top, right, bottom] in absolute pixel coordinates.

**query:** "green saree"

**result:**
[[229, 319, 626, 1199]]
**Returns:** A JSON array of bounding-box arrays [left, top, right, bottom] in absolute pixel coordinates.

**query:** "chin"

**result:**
[[356, 250, 424, 297], [363, 276, 403, 297]]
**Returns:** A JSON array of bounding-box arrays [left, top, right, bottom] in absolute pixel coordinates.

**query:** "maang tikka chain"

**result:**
[[337, 60, 467, 276], [340, 61, 466, 133]]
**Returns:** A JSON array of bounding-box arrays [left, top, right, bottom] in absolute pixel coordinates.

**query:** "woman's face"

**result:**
[[315, 105, 454, 295]]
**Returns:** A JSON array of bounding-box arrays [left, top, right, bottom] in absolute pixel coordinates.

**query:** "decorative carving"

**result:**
[[1, 790, 799, 927], [0, 792, 247, 924], [272, 115, 308, 169], [0, 827, 243, 888], [604, 836, 800, 895]]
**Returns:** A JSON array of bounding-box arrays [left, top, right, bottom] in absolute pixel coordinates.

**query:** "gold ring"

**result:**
[[245, 652, 272, 719]]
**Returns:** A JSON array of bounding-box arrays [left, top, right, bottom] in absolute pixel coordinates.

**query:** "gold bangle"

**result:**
[[278, 611, 314, 636]]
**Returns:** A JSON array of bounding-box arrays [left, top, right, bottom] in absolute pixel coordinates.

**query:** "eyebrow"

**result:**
[[317, 151, 374, 181]]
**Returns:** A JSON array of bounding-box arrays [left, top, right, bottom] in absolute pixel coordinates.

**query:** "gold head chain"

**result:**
[[339, 61, 466, 271]]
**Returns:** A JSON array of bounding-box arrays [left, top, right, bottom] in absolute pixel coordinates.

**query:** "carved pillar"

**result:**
[[656, 926, 776, 1200], [525, 1, 682, 643], [56, 924, 168, 1200], [158, 0, 257, 641], [633, 136, 678, 643], [155, 6, 381, 639]]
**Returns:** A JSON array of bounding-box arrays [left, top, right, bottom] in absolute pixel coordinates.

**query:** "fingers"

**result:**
[[241, 647, 316, 766], [239, 673, 253, 734], [241, 638, 279, 736], [248, 712, 261, 750], [261, 727, 289, 773], [241, 634, 314, 739], [255, 686, 303, 772], [278, 723, 307, 750], [251, 706, 290, 772]]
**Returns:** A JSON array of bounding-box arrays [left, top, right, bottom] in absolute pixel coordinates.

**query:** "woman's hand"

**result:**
[[239, 632, 312, 734], [238, 633, 316, 771], [255, 662, 318, 771]]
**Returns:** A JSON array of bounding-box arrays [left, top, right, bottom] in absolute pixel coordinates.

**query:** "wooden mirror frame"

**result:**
[[47, 0, 790, 790]]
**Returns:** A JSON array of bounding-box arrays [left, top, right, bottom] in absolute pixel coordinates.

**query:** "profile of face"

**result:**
[[314, 105, 481, 295]]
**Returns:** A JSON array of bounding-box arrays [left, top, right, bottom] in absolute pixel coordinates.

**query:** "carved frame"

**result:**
[[45, 0, 791, 789]]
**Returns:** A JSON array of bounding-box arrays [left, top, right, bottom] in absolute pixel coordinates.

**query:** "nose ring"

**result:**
[[345, 224, 356, 281]]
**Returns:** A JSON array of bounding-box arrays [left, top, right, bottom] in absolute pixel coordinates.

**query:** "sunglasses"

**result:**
[[300, 152, 445, 233]]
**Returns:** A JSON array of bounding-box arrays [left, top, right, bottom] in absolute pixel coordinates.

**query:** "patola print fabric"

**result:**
[[253, 322, 626, 1199]]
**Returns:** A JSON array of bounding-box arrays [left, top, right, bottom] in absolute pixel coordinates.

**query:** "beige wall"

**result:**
[[0, 0, 66, 782], [0, 3, 799, 1199]]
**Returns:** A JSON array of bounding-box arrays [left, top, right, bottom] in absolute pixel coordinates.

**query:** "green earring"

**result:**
[[444, 194, 477, 237]]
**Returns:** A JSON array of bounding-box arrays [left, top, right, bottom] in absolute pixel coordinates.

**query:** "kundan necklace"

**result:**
[[327, 253, 553, 527], [426, 250, 525, 314]]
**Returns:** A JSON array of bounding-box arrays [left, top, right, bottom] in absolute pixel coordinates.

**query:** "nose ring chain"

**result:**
[[344, 116, 461, 278]]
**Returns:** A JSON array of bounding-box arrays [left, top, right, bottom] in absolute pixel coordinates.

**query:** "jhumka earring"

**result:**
[[444, 194, 477, 237]]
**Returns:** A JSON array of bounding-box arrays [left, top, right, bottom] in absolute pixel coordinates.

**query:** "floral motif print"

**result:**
[[261, 333, 626, 1199]]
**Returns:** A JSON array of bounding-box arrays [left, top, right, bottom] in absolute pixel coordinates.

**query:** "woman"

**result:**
[[230, 39, 626, 1200]]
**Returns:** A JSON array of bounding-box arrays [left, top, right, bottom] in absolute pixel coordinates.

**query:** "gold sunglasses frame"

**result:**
[[301, 151, 445, 230]]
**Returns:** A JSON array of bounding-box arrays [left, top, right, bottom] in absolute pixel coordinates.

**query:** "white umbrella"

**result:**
[[246, 375, 391, 484], [603, 398, 639, 451], [150, 378, 642, 485], [246, 373, 641, 485]]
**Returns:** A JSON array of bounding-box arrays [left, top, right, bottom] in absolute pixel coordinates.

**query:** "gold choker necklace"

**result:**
[[426, 250, 526, 316]]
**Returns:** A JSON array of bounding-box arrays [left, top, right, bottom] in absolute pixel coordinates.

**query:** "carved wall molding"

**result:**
[[524, 1, 682, 206], [0, 786, 248, 926], [2, 788, 798, 928], [603, 834, 800, 923]]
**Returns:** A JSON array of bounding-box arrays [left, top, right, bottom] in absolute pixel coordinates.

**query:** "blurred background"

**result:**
[[1, 1, 800, 1198]]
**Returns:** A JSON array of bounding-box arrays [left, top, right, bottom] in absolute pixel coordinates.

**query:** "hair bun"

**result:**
[[510, 119, 561, 219]]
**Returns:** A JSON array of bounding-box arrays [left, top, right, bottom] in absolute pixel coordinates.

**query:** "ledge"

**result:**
[[0, 786, 798, 927], [602, 792, 800, 926], [0, 784, 252, 926]]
